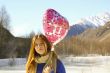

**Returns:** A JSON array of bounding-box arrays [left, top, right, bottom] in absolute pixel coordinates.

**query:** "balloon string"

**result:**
[[51, 45, 54, 51]]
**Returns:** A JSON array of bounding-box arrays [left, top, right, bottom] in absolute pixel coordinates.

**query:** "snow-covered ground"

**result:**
[[0, 56, 110, 73]]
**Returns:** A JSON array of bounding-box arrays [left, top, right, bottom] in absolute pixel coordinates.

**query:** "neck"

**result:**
[[35, 52, 50, 63]]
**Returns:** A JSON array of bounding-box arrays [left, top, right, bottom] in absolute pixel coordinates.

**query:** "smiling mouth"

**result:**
[[39, 48, 44, 50]]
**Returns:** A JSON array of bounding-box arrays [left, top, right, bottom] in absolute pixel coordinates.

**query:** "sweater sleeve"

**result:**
[[56, 59, 66, 73]]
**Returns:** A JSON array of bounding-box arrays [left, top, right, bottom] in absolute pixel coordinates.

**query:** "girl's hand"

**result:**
[[43, 66, 52, 73]]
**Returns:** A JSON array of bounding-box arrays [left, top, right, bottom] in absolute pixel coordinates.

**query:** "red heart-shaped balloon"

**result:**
[[43, 9, 69, 45]]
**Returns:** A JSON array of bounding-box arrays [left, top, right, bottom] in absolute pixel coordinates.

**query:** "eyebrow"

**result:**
[[35, 42, 44, 45]]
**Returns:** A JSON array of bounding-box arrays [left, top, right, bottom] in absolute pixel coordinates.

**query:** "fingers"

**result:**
[[43, 66, 51, 73]]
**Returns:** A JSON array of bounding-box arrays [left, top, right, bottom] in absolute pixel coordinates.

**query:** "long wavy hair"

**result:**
[[26, 34, 57, 73]]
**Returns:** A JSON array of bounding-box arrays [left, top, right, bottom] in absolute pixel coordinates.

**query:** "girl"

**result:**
[[26, 34, 66, 73]]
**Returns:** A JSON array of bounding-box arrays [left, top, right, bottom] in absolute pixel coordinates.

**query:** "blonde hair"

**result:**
[[26, 34, 57, 73]]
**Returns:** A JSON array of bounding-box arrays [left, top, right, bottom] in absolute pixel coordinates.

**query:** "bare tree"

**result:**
[[0, 6, 12, 58], [0, 6, 10, 31], [29, 31, 35, 38]]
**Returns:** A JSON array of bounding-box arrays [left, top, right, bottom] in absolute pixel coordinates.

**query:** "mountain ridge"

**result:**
[[67, 12, 110, 37]]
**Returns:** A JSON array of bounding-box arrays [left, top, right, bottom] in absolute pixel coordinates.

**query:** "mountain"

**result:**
[[78, 21, 110, 42], [67, 12, 110, 37], [55, 21, 110, 56], [85, 12, 110, 27], [0, 25, 31, 58], [0, 25, 14, 43]]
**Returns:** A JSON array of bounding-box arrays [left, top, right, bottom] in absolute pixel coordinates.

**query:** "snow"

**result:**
[[0, 56, 110, 73], [87, 12, 110, 27], [75, 12, 110, 27]]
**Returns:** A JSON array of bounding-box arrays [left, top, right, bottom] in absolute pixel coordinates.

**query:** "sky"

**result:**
[[0, 0, 110, 37]]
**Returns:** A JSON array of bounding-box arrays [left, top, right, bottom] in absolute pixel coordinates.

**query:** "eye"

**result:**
[[35, 43, 45, 47], [40, 43, 45, 46]]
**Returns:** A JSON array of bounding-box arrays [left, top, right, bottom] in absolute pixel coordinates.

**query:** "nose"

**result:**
[[37, 45, 40, 48]]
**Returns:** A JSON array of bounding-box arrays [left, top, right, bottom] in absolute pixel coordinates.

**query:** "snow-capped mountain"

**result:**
[[85, 12, 110, 27], [67, 12, 110, 37]]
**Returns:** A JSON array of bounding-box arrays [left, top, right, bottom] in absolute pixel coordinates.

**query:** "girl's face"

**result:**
[[35, 37, 47, 56]]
